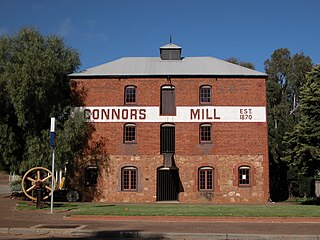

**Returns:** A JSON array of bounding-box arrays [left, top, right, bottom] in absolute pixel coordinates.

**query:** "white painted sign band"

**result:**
[[81, 106, 266, 123]]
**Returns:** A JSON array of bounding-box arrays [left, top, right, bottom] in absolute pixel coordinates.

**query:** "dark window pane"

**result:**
[[125, 125, 136, 142], [125, 86, 136, 104], [85, 167, 98, 187], [200, 86, 211, 104], [200, 125, 211, 142], [199, 168, 214, 191], [160, 125, 175, 153], [122, 168, 137, 191], [239, 167, 250, 185]]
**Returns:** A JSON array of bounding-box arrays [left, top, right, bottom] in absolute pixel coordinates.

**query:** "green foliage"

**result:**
[[283, 65, 320, 177], [225, 57, 255, 70], [9, 179, 22, 193], [0, 27, 90, 174], [265, 48, 313, 201]]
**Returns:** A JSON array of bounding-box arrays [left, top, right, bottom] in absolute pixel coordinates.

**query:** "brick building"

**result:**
[[69, 43, 269, 203]]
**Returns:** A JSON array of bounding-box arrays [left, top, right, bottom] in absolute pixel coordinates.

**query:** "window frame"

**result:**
[[85, 166, 98, 187], [121, 166, 138, 191], [200, 85, 212, 105], [124, 85, 137, 105], [124, 123, 137, 143], [238, 166, 251, 187], [198, 166, 214, 192], [160, 123, 175, 153], [200, 123, 212, 143]]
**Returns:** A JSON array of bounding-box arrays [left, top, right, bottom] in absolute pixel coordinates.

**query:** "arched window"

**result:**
[[125, 86, 136, 104], [198, 167, 214, 191], [121, 166, 138, 191], [200, 85, 212, 104], [160, 123, 175, 153], [85, 166, 98, 187], [124, 123, 136, 143], [200, 123, 212, 143], [238, 166, 251, 186]]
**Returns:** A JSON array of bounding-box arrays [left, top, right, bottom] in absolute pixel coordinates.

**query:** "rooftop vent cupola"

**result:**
[[160, 43, 182, 60]]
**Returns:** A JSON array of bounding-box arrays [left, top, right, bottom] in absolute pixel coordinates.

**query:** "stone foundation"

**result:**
[[90, 154, 268, 203]]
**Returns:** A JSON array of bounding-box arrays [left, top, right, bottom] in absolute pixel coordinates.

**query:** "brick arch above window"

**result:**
[[194, 163, 220, 192], [233, 163, 256, 187]]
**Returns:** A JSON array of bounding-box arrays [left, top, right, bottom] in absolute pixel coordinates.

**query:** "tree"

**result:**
[[226, 57, 255, 70], [0, 27, 90, 174], [283, 65, 320, 178], [264, 48, 313, 201]]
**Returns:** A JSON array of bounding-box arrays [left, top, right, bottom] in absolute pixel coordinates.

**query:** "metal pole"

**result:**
[[50, 117, 55, 214], [50, 148, 55, 214]]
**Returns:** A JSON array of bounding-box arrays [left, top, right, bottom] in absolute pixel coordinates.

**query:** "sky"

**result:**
[[0, 0, 319, 72]]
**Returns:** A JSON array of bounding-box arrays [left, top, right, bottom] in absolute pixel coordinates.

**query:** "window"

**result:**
[[160, 124, 175, 153], [200, 85, 211, 104], [200, 124, 212, 142], [125, 86, 136, 104], [85, 166, 98, 187], [199, 167, 214, 191], [124, 124, 136, 143], [238, 166, 251, 186], [121, 167, 137, 191], [161, 85, 176, 115]]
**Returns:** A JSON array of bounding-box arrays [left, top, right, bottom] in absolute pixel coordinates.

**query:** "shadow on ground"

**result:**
[[5, 230, 165, 240]]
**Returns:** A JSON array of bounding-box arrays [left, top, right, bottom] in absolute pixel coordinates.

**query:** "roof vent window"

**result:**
[[160, 43, 182, 60]]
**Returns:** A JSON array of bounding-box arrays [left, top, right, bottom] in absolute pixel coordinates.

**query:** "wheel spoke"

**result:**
[[45, 185, 52, 192], [42, 175, 52, 182], [27, 177, 36, 182], [37, 170, 40, 181], [26, 185, 36, 193]]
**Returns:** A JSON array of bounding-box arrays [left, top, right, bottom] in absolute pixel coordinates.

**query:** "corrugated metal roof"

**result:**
[[69, 56, 267, 77]]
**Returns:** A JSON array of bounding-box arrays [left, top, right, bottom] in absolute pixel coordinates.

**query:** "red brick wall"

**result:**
[[73, 76, 269, 203]]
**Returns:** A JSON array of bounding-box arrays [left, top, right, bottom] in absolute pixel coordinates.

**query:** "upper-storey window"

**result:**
[[160, 124, 175, 153], [161, 85, 176, 115], [200, 85, 212, 104], [124, 123, 136, 143], [125, 86, 136, 104], [200, 123, 212, 143]]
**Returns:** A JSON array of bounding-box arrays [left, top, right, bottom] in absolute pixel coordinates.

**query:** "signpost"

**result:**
[[50, 117, 55, 214]]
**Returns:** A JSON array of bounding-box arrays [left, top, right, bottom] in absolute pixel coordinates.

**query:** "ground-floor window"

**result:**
[[85, 166, 98, 187], [198, 166, 214, 191], [121, 166, 137, 191], [238, 166, 251, 186]]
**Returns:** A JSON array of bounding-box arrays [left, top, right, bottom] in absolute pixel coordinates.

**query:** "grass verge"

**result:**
[[16, 202, 320, 217]]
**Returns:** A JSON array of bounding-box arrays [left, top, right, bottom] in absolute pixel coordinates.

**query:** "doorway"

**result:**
[[156, 168, 180, 201]]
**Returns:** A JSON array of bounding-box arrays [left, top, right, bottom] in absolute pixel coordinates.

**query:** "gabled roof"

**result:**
[[69, 56, 267, 78], [160, 43, 182, 49]]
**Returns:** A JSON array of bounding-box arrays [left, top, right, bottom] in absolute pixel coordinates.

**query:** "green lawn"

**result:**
[[17, 202, 320, 217]]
